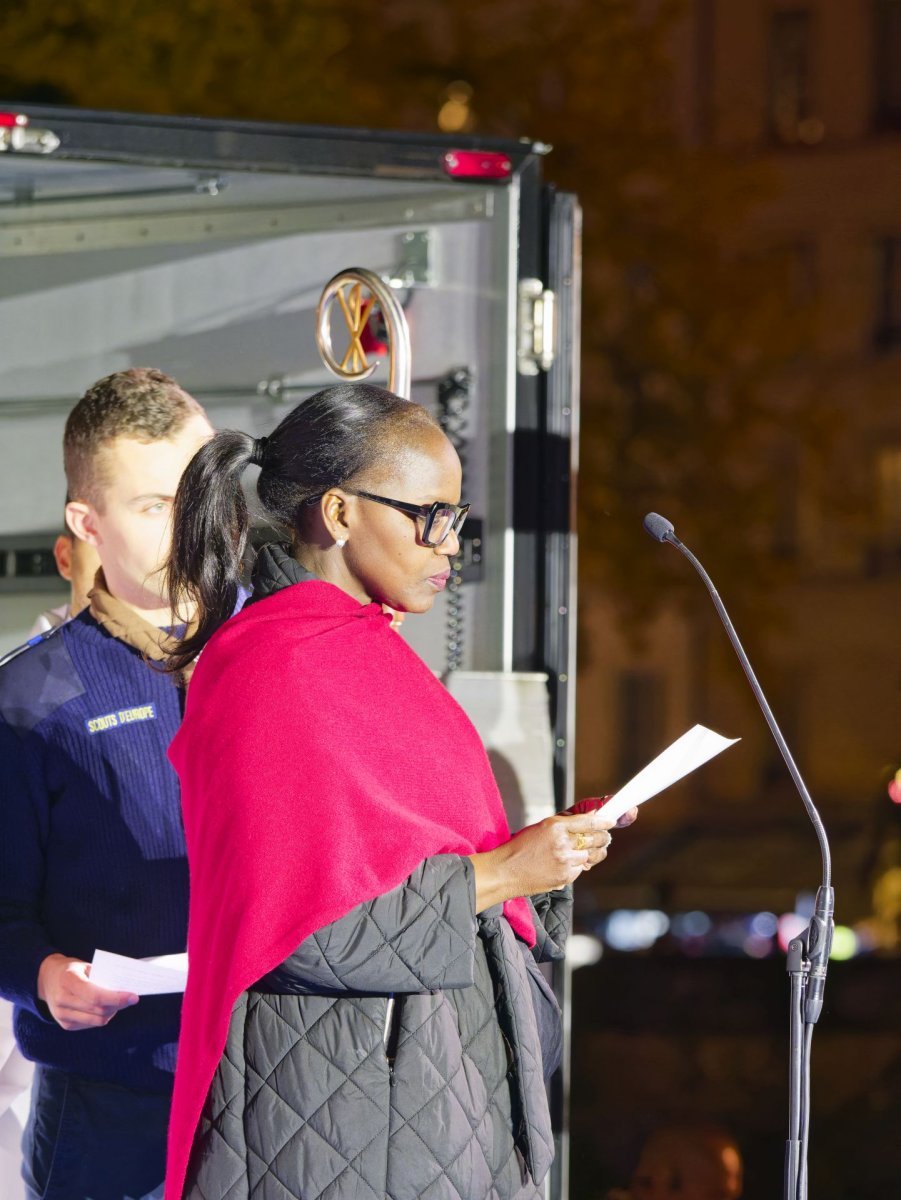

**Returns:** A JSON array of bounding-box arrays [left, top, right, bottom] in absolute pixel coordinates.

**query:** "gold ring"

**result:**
[[574, 832, 588, 851]]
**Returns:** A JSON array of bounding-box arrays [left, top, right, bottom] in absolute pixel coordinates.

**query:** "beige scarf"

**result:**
[[88, 570, 190, 674]]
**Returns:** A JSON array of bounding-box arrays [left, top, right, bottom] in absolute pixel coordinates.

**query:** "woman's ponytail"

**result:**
[[165, 383, 441, 675], [166, 429, 258, 674]]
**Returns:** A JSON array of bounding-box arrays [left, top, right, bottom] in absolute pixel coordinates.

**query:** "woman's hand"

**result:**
[[469, 809, 615, 913]]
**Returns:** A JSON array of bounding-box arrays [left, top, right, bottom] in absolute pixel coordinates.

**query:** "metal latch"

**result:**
[[0, 113, 60, 155], [517, 278, 556, 375]]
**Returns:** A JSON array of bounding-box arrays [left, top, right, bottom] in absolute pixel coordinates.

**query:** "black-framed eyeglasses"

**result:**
[[350, 489, 470, 548]]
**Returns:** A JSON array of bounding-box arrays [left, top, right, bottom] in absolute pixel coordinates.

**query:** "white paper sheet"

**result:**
[[89, 949, 188, 995], [599, 724, 739, 824]]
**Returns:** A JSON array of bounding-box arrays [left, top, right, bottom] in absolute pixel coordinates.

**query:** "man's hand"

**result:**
[[37, 953, 139, 1031]]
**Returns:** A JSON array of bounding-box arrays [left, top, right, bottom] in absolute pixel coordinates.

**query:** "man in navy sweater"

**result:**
[[0, 368, 213, 1200]]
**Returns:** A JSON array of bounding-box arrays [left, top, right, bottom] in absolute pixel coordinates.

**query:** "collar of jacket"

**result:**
[[88, 569, 181, 662], [246, 543, 318, 608]]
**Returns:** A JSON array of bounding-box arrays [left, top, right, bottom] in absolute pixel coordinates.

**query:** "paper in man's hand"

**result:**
[[89, 949, 188, 995]]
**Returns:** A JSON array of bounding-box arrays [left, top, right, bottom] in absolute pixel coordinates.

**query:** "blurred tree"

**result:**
[[0, 0, 822, 637]]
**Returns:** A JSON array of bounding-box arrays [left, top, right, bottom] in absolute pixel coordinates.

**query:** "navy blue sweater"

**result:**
[[0, 609, 188, 1093]]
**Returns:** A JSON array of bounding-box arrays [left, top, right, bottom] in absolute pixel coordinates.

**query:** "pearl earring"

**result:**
[[335, 537, 347, 549]]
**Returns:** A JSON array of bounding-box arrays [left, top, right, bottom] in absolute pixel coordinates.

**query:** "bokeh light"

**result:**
[[437, 81, 475, 133], [603, 910, 670, 952], [830, 925, 859, 961]]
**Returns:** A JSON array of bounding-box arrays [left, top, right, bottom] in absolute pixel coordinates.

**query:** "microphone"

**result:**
[[642, 513, 833, 1010], [643, 512, 833, 1200], [642, 512, 675, 543]]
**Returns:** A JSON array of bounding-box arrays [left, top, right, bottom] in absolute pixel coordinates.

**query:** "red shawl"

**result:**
[[164, 580, 535, 1199]]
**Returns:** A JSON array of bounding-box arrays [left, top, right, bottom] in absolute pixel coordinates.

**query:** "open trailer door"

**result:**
[[0, 105, 582, 1197]]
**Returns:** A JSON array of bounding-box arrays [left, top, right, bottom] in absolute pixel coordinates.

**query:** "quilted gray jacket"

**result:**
[[184, 854, 571, 1200]]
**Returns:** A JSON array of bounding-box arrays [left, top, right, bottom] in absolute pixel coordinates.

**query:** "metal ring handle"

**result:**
[[316, 267, 412, 400]]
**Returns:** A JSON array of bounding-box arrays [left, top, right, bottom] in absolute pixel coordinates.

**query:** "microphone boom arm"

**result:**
[[663, 530, 830, 888]]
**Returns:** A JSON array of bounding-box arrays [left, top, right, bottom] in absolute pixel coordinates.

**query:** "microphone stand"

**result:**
[[643, 514, 833, 1200]]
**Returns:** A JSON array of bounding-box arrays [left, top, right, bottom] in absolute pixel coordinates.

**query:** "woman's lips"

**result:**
[[427, 569, 451, 591]]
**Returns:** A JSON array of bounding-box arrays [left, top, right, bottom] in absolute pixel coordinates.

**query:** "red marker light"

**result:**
[[0, 113, 28, 128], [443, 150, 513, 180]]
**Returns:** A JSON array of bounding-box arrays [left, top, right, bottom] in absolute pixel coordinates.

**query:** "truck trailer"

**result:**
[[0, 104, 582, 1199]]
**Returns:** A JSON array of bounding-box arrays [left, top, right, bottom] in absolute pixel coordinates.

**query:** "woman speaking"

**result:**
[[163, 384, 621, 1200]]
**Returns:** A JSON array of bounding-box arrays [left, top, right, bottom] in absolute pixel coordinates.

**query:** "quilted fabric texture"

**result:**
[[184, 856, 570, 1200]]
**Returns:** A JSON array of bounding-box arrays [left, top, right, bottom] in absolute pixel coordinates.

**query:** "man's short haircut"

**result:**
[[64, 368, 205, 506]]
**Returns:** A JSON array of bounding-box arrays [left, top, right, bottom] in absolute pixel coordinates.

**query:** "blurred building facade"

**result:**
[[578, 0, 901, 922]]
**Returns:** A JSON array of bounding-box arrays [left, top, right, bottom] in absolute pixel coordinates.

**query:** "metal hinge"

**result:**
[[517, 278, 556, 375], [0, 113, 60, 155]]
